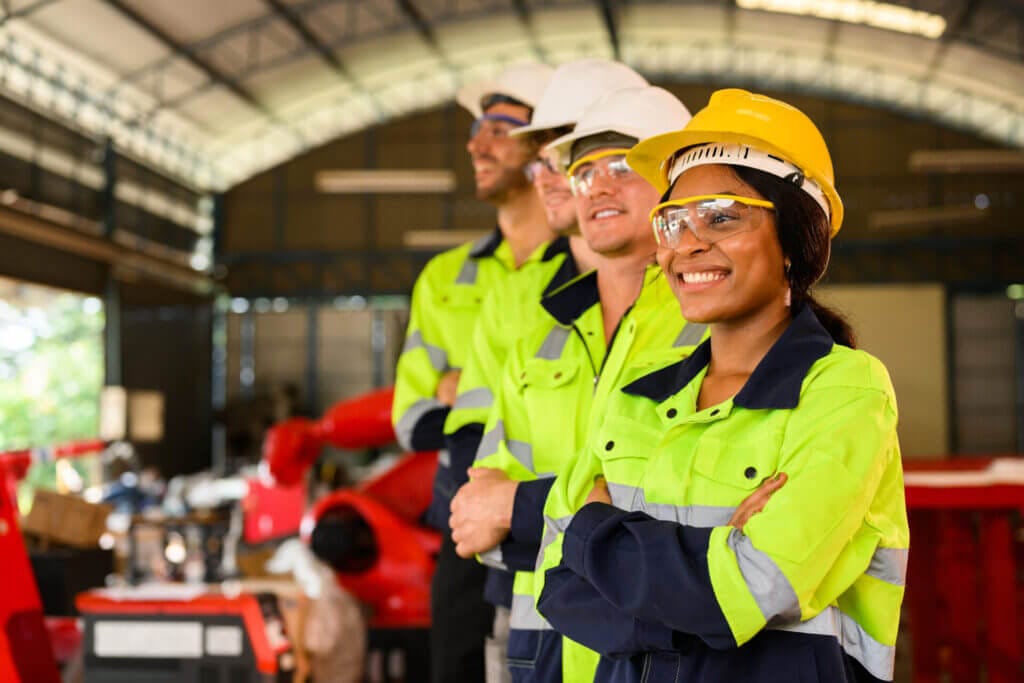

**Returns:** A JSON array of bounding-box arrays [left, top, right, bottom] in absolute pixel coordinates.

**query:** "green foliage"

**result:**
[[0, 291, 104, 450]]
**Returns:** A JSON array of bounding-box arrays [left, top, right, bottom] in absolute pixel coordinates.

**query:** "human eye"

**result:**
[[608, 158, 632, 178]]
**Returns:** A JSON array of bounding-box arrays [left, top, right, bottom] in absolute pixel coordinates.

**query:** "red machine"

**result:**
[[262, 386, 440, 629], [0, 439, 106, 683]]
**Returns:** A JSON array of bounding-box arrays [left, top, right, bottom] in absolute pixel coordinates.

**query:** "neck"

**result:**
[[707, 301, 792, 378], [596, 250, 655, 344], [497, 186, 552, 267]]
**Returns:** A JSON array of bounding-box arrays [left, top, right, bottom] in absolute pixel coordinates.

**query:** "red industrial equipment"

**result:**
[[262, 386, 440, 628], [0, 439, 106, 683]]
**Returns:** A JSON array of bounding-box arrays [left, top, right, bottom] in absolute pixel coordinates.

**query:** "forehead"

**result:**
[[670, 164, 753, 199], [482, 100, 531, 122]]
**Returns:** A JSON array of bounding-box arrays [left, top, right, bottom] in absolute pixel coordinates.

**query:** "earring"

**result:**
[[783, 260, 792, 307]]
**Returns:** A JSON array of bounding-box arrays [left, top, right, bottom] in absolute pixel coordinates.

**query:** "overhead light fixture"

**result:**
[[909, 149, 1024, 174], [404, 230, 489, 250], [737, 0, 946, 39], [868, 205, 987, 231], [315, 170, 456, 194]]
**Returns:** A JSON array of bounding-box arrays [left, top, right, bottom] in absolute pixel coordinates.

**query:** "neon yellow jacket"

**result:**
[[474, 265, 706, 682], [536, 305, 909, 683], [392, 229, 556, 529]]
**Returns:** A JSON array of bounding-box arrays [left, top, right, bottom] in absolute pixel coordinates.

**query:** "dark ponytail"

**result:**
[[732, 166, 856, 348]]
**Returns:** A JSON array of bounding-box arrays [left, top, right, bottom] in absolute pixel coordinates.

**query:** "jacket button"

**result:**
[[554, 372, 562, 379], [666, 408, 677, 418], [605, 441, 614, 451], [520, 372, 526, 380], [744, 467, 758, 480], [710, 408, 720, 417]]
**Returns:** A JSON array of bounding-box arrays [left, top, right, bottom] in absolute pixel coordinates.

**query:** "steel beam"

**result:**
[[104, 0, 298, 140], [596, 0, 620, 59]]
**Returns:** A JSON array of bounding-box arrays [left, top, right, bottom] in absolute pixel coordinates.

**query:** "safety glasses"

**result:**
[[469, 113, 529, 139], [525, 155, 559, 182], [566, 150, 635, 197], [650, 194, 775, 248]]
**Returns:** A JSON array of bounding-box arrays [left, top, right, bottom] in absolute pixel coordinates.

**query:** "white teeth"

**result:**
[[594, 209, 621, 219], [681, 271, 727, 284]]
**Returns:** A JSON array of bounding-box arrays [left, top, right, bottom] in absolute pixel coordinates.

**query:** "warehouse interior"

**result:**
[[0, 0, 1022, 682]]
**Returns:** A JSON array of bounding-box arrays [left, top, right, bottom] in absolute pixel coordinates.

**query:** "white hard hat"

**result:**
[[456, 63, 555, 118], [546, 86, 693, 167], [509, 58, 648, 138]]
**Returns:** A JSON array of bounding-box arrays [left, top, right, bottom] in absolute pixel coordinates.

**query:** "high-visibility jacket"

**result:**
[[536, 305, 909, 683], [392, 229, 558, 529], [443, 236, 579, 606], [473, 265, 706, 683]]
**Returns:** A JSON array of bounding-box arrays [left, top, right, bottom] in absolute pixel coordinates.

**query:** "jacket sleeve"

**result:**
[[555, 384, 900, 648], [473, 338, 547, 571], [391, 261, 451, 452], [443, 286, 508, 487], [539, 562, 683, 658]]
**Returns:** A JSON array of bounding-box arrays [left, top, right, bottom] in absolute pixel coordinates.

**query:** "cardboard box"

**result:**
[[21, 490, 113, 548]]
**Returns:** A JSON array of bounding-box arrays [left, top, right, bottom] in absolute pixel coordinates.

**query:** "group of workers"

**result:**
[[391, 58, 909, 683]]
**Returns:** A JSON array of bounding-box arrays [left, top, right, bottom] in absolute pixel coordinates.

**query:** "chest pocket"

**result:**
[[435, 282, 485, 309], [519, 358, 584, 470], [691, 431, 784, 502], [593, 413, 663, 511]]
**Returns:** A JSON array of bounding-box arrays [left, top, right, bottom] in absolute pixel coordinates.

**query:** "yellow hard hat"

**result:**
[[626, 89, 844, 236]]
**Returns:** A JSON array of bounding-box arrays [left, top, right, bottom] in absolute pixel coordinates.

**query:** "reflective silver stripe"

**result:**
[[769, 606, 895, 681], [401, 331, 449, 372], [727, 528, 801, 623], [537, 515, 573, 572], [479, 546, 508, 571], [475, 420, 535, 471], [674, 323, 707, 347], [608, 482, 735, 527], [535, 326, 571, 360], [456, 258, 479, 284], [511, 592, 552, 630], [453, 387, 494, 411], [394, 398, 445, 451], [866, 547, 908, 587], [437, 448, 451, 468]]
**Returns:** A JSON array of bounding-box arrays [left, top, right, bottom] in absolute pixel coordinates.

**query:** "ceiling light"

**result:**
[[737, 0, 946, 39], [315, 170, 456, 194], [868, 205, 987, 231], [404, 230, 490, 250], [909, 150, 1024, 174]]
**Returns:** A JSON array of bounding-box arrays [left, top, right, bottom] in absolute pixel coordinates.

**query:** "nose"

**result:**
[[467, 130, 488, 155], [586, 169, 617, 198], [673, 222, 713, 255]]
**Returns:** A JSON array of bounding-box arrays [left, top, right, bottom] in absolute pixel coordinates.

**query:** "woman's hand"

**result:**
[[585, 476, 612, 505], [728, 473, 788, 529]]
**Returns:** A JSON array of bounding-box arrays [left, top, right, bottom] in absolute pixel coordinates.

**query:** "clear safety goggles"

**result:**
[[525, 155, 559, 182], [566, 150, 635, 197], [650, 194, 775, 248], [470, 113, 529, 140]]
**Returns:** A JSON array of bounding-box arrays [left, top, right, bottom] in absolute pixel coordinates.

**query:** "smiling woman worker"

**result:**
[[535, 89, 909, 683]]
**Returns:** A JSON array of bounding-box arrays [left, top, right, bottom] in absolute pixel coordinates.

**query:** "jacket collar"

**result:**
[[622, 305, 835, 409], [541, 237, 580, 298], [468, 227, 503, 258], [541, 270, 599, 326]]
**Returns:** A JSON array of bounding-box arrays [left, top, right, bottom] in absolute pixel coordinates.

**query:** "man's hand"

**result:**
[[435, 369, 462, 406], [728, 473, 788, 530], [449, 467, 518, 558], [585, 476, 612, 506], [292, 651, 310, 683]]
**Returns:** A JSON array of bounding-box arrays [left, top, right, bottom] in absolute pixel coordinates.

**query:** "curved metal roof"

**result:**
[[1, 0, 1021, 190]]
